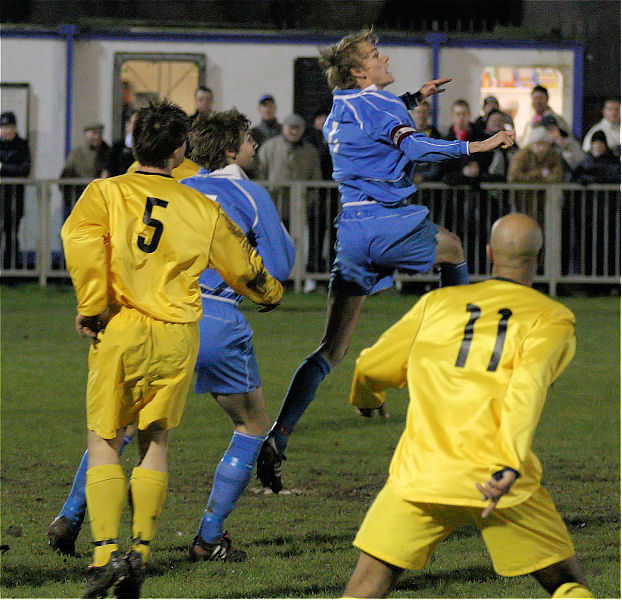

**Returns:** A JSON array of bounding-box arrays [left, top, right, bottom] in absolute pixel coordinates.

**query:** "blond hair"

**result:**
[[318, 28, 378, 90]]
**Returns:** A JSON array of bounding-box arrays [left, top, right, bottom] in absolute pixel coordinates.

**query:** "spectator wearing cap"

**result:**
[[474, 95, 501, 132], [567, 129, 621, 276], [60, 122, 110, 220], [509, 127, 563, 227], [255, 113, 322, 292], [521, 84, 570, 147], [508, 127, 563, 184], [582, 98, 620, 156], [573, 130, 621, 184], [250, 94, 282, 148], [539, 114, 586, 177], [1, 111, 31, 269]]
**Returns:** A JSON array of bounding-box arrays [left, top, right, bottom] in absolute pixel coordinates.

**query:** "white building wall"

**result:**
[[72, 38, 431, 143], [2, 35, 577, 161], [0, 34, 577, 255], [1, 37, 67, 178], [1, 38, 68, 253]]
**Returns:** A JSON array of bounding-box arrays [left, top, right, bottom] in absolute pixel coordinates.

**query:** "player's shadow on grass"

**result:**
[[253, 531, 352, 547], [395, 564, 498, 593], [0, 562, 86, 589], [253, 566, 499, 598], [169, 532, 352, 560]]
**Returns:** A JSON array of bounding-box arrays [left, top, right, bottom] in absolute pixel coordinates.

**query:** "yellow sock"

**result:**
[[85, 463, 127, 567], [129, 467, 168, 563], [552, 582, 595, 598]]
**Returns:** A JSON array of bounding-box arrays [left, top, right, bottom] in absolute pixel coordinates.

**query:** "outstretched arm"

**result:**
[[469, 130, 516, 153]]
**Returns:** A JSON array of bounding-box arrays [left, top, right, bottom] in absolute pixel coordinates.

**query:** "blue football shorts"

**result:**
[[330, 202, 438, 295], [195, 298, 262, 395]]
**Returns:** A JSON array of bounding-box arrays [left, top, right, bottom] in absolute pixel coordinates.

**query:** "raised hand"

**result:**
[[418, 78, 452, 98], [470, 130, 516, 154]]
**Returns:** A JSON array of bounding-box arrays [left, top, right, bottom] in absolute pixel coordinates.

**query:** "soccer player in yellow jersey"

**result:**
[[343, 213, 593, 599], [61, 100, 282, 598]]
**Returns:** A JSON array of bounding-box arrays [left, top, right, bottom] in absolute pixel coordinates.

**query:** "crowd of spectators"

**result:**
[[408, 88, 620, 186], [55, 84, 620, 195], [2, 82, 619, 277]]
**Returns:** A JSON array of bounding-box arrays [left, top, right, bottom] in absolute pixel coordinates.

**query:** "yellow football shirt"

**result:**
[[350, 279, 576, 508], [126, 158, 200, 181], [61, 171, 282, 323]]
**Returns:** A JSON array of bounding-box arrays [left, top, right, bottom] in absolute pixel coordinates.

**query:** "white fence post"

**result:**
[[289, 182, 306, 293], [544, 185, 563, 297], [37, 181, 52, 287]]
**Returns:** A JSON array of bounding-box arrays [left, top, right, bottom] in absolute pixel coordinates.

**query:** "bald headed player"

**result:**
[[344, 214, 593, 599]]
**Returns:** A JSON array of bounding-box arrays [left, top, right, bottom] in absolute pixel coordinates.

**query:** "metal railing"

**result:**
[[1, 178, 619, 295]]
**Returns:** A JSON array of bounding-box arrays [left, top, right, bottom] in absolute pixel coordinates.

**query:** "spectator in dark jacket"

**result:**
[[105, 110, 137, 177], [483, 109, 519, 182], [412, 101, 443, 183], [573, 130, 621, 184], [1, 111, 31, 269], [443, 99, 487, 176]]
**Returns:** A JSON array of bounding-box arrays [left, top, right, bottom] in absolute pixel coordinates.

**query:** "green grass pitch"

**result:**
[[1, 284, 619, 598]]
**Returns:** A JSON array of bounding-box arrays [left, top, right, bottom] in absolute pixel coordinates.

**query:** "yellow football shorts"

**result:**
[[353, 480, 575, 576], [86, 307, 199, 439]]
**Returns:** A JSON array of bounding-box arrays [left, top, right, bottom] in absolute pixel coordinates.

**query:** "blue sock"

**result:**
[[58, 433, 133, 527], [439, 261, 469, 287], [198, 431, 264, 544], [272, 352, 332, 453]]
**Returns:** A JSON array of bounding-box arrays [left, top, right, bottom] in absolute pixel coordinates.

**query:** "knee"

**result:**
[[318, 341, 347, 367], [435, 229, 464, 264]]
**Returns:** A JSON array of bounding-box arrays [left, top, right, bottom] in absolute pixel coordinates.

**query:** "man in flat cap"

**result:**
[[60, 123, 110, 220], [255, 113, 322, 290], [1, 111, 31, 269]]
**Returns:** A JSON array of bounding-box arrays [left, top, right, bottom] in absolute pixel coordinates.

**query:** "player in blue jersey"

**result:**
[[48, 109, 294, 561], [182, 110, 294, 561], [257, 29, 516, 493]]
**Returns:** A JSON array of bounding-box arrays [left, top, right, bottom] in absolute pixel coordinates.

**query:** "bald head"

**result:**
[[487, 213, 543, 285]]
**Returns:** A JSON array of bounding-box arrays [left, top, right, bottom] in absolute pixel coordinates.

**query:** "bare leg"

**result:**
[[215, 387, 271, 436], [317, 289, 367, 366], [257, 290, 367, 492], [272, 289, 366, 437], [434, 226, 465, 264], [433, 226, 469, 287], [87, 429, 126, 467], [531, 555, 589, 595], [136, 426, 170, 472], [344, 551, 403, 599]]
